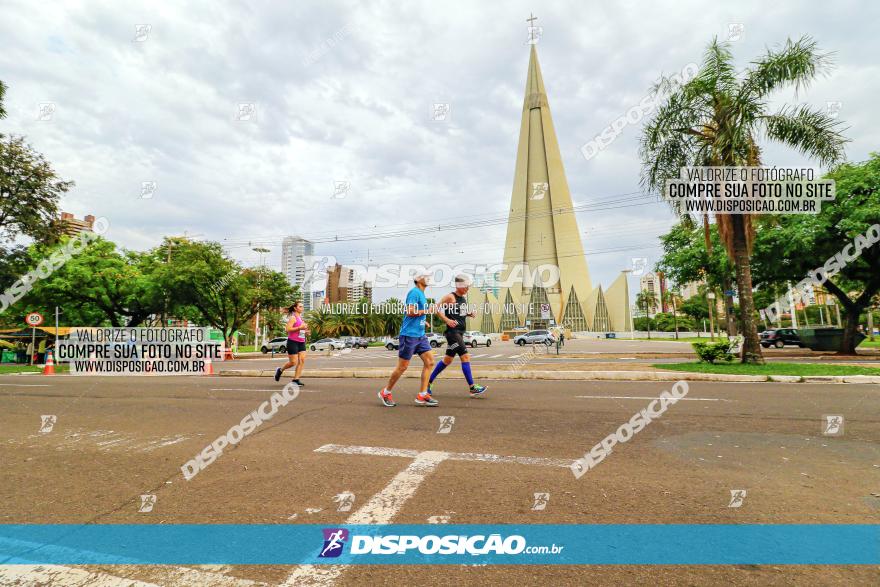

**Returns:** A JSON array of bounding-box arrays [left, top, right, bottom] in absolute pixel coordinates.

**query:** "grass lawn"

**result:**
[[858, 339, 880, 348], [654, 362, 880, 376]]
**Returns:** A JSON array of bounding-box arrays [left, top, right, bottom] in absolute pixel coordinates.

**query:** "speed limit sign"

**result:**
[[25, 312, 44, 327]]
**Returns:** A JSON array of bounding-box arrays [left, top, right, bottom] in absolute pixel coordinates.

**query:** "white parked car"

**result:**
[[463, 331, 492, 348], [261, 337, 288, 354], [512, 330, 556, 346], [310, 338, 345, 351], [425, 332, 446, 348]]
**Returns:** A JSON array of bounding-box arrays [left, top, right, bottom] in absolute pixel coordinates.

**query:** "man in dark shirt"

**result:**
[[427, 274, 488, 398]]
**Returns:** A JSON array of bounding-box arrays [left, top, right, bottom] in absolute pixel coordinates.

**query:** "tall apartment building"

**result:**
[[57, 212, 97, 237], [281, 236, 315, 310], [326, 263, 373, 304], [639, 271, 667, 317]]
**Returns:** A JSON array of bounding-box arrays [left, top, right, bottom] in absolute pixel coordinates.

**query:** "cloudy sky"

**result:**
[[2, 0, 877, 302]]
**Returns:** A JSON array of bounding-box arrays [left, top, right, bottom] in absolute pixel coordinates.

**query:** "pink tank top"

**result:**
[[288, 313, 305, 342]]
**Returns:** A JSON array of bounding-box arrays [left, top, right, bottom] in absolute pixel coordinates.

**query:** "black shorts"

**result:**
[[286, 340, 306, 355], [445, 330, 468, 357]]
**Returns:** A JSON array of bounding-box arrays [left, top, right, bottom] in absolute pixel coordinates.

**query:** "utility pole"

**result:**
[[253, 247, 270, 349], [787, 282, 799, 329], [670, 290, 679, 340], [707, 291, 716, 340], [161, 233, 201, 327]]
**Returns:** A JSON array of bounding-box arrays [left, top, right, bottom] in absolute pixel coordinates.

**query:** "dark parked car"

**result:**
[[760, 328, 802, 348], [342, 336, 369, 349]]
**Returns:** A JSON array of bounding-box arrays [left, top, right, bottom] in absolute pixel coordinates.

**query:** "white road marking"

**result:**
[[489, 354, 504, 358], [0, 561, 264, 586], [282, 450, 448, 586], [575, 395, 731, 402], [284, 444, 569, 586], [0, 565, 160, 586], [471, 354, 487, 358], [314, 444, 571, 467], [210, 388, 319, 393], [0, 383, 51, 387]]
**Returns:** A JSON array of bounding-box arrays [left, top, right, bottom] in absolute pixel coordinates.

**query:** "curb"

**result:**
[[218, 369, 880, 384]]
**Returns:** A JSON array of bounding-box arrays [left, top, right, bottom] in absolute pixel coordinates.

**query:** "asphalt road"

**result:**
[[225, 344, 880, 372], [1, 374, 878, 585]]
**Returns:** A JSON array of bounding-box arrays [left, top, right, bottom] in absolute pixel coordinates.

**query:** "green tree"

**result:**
[[19, 237, 163, 326], [158, 239, 292, 344], [751, 155, 880, 353], [640, 36, 849, 363], [0, 80, 7, 121], [0, 135, 73, 243], [679, 294, 709, 322]]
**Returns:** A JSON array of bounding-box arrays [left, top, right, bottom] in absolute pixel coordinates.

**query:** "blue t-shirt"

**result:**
[[400, 287, 428, 337]]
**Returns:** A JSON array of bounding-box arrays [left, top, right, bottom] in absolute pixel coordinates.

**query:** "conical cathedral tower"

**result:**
[[470, 43, 631, 334]]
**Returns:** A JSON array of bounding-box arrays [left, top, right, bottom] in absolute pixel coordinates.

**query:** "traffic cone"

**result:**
[[42, 349, 56, 376], [203, 356, 214, 375]]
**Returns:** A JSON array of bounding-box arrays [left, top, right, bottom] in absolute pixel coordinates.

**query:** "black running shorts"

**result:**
[[286, 340, 307, 355], [444, 330, 468, 357]]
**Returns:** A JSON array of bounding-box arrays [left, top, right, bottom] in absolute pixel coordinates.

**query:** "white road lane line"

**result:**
[[489, 354, 504, 358], [282, 450, 449, 586], [0, 383, 51, 387], [209, 388, 319, 393], [0, 565, 160, 586], [284, 444, 570, 586], [575, 395, 731, 402]]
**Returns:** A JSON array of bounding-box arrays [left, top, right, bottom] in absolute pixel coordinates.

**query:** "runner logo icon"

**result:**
[[319, 528, 349, 558]]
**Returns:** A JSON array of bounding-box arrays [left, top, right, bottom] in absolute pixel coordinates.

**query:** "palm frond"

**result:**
[[740, 35, 833, 100], [760, 105, 849, 167]]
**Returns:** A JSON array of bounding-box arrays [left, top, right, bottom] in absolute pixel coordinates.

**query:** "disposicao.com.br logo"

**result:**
[[318, 528, 563, 558]]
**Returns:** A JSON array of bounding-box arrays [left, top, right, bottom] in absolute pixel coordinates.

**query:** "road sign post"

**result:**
[[25, 312, 44, 366]]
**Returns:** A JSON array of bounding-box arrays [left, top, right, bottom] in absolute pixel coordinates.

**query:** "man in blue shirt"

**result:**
[[379, 272, 438, 407]]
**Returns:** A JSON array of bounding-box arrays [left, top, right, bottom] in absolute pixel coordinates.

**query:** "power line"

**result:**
[[221, 193, 665, 248]]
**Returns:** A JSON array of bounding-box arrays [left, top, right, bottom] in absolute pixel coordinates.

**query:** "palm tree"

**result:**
[[640, 36, 848, 363], [380, 297, 403, 336], [662, 289, 682, 339], [305, 307, 331, 339], [635, 290, 656, 339], [325, 311, 359, 337]]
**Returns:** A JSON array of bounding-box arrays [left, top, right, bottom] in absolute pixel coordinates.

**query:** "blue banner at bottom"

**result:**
[[0, 524, 876, 565]]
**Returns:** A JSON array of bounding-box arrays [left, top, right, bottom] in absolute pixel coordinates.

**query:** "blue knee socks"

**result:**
[[429, 361, 447, 383], [461, 362, 474, 386]]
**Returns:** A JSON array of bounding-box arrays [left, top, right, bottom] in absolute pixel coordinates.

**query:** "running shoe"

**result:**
[[469, 384, 487, 398], [293, 379, 305, 387], [415, 393, 439, 406], [274, 368, 282, 382], [378, 389, 397, 407]]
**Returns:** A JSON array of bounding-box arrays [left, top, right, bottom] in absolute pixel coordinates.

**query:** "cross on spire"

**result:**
[[526, 13, 538, 26]]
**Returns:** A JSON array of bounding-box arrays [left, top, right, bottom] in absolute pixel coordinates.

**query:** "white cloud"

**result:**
[[1, 0, 877, 302]]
